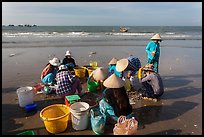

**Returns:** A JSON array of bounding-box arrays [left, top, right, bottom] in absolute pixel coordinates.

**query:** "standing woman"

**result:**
[[145, 33, 162, 73]]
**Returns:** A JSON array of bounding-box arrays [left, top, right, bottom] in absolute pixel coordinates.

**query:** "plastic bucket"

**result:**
[[40, 104, 70, 134], [16, 130, 35, 135], [70, 102, 90, 130], [73, 67, 86, 78], [87, 81, 99, 92], [16, 86, 34, 107], [89, 61, 98, 69], [87, 67, 96, 76]]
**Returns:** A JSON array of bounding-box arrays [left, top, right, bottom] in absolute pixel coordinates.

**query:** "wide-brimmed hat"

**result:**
[[103, 73, 125, 88], [151, 33, 162, 40], [65, 50, 72, 56], [93, 67, 107, 81], [108, 57, 118, 65], [58, 65, 67, 71], [116, 58, 129, 72], [49, 57, 60, 66]]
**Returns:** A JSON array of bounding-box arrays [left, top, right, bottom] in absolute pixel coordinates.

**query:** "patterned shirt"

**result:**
[[125, 56, 141, 76], [56, 70, 76, 95]]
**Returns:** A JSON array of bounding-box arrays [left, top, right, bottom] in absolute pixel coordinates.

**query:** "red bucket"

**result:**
[[33, 84, 44, 92]]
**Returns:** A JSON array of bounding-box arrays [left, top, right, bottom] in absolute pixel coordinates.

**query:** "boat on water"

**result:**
[[119, 27, 128, 32]]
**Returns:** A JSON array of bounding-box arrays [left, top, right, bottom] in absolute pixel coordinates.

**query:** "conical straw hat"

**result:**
[[93, 67, 107, 81], [103, 73, 125, 88], [151, 33, 162, 40], [116, 58, 129, 72], [108, 57, 118, 65]]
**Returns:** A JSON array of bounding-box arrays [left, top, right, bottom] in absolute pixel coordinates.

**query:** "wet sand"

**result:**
[[2, 45, 202, 135]]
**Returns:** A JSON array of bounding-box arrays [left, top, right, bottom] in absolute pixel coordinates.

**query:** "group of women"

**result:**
[[40, 33, 164, 125]]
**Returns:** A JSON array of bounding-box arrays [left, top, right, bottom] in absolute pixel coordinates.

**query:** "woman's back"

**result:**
[[107, 87, 132, 117]]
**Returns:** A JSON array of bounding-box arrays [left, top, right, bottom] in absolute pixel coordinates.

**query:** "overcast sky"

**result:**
[[2, 2, 202, 26]]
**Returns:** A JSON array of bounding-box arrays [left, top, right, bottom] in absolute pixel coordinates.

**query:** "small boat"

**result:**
[[119, 27, 128, 32]]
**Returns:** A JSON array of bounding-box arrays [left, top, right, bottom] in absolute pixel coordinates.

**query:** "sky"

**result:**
[[2, 2, 202, 26]]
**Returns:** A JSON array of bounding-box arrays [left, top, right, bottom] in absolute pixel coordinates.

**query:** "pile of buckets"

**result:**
[[39, 102, 90, 134]]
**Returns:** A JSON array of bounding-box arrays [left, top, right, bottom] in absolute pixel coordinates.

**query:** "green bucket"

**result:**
[[87, 81, 99, 92], [16, 130, 35, 135]]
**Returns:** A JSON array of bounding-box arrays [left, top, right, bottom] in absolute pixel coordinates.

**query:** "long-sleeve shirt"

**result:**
[[108, 65, 121, 77], [99, 98, 118, 122], [41, 64, 57, 80], [62, 57, 76, 68], [56, 70, 76, 95], [140, 73, 164, 96], [146, 41, 160, 60], [99, 88, 133, 123]]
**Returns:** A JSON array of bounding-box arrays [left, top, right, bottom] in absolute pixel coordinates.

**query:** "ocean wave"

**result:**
[[2, 31, 202, 40]]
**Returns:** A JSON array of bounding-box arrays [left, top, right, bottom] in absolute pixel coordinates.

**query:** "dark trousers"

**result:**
[[139, 81, 155, 98]]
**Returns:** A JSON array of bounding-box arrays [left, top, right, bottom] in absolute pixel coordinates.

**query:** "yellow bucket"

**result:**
[[87, 67, 96, 76], [40, 104, 70, 134], [89, 61, 98, 69], [73, 67, 86, 78]]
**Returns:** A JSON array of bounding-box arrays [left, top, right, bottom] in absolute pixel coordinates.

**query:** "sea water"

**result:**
[[2, 26, 202, 48]]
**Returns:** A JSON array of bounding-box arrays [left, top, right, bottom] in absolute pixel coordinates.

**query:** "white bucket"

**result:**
[[16, 86, 34, 107], [70, 102, 90, 130]]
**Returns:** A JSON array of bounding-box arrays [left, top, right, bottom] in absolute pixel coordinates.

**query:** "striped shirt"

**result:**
[[56, 70, 76, 95]]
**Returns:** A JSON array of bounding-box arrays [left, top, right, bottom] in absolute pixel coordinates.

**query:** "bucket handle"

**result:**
[[90, 109, 94, 118]]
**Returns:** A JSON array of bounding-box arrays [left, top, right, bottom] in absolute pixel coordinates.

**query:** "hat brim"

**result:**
[[103, 73, 125, 88], [65, 54, 71, 56], [143, 68, 154, 71], [93, 68, 106, 81], [49, 60, 59, 66], [116, 59, 128, 72], [108, 58, 118, 65]]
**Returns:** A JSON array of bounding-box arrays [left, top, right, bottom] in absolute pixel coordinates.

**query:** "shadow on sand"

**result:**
[[132, 101, 198, 127]]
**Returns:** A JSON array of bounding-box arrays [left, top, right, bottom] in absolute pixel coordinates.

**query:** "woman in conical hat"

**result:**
[[99, 73, 133, 124], [88, 67, 108, 92], [93, 67, 107, 81], [115, 56, 141, 89], [137, 64, 164, 101], [145, 33, 162, 73]]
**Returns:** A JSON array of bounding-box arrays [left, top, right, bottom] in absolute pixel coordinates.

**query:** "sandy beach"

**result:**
[[2, 45, 202, 135]]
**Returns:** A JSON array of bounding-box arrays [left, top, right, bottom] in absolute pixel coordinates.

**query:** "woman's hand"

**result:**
[[151, 51, 156, 56]]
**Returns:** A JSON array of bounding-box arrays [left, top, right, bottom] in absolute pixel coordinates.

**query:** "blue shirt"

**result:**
[[108, 65, 121, 77], [146, 41, 160, 60], [99, 88, 133, 122]]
